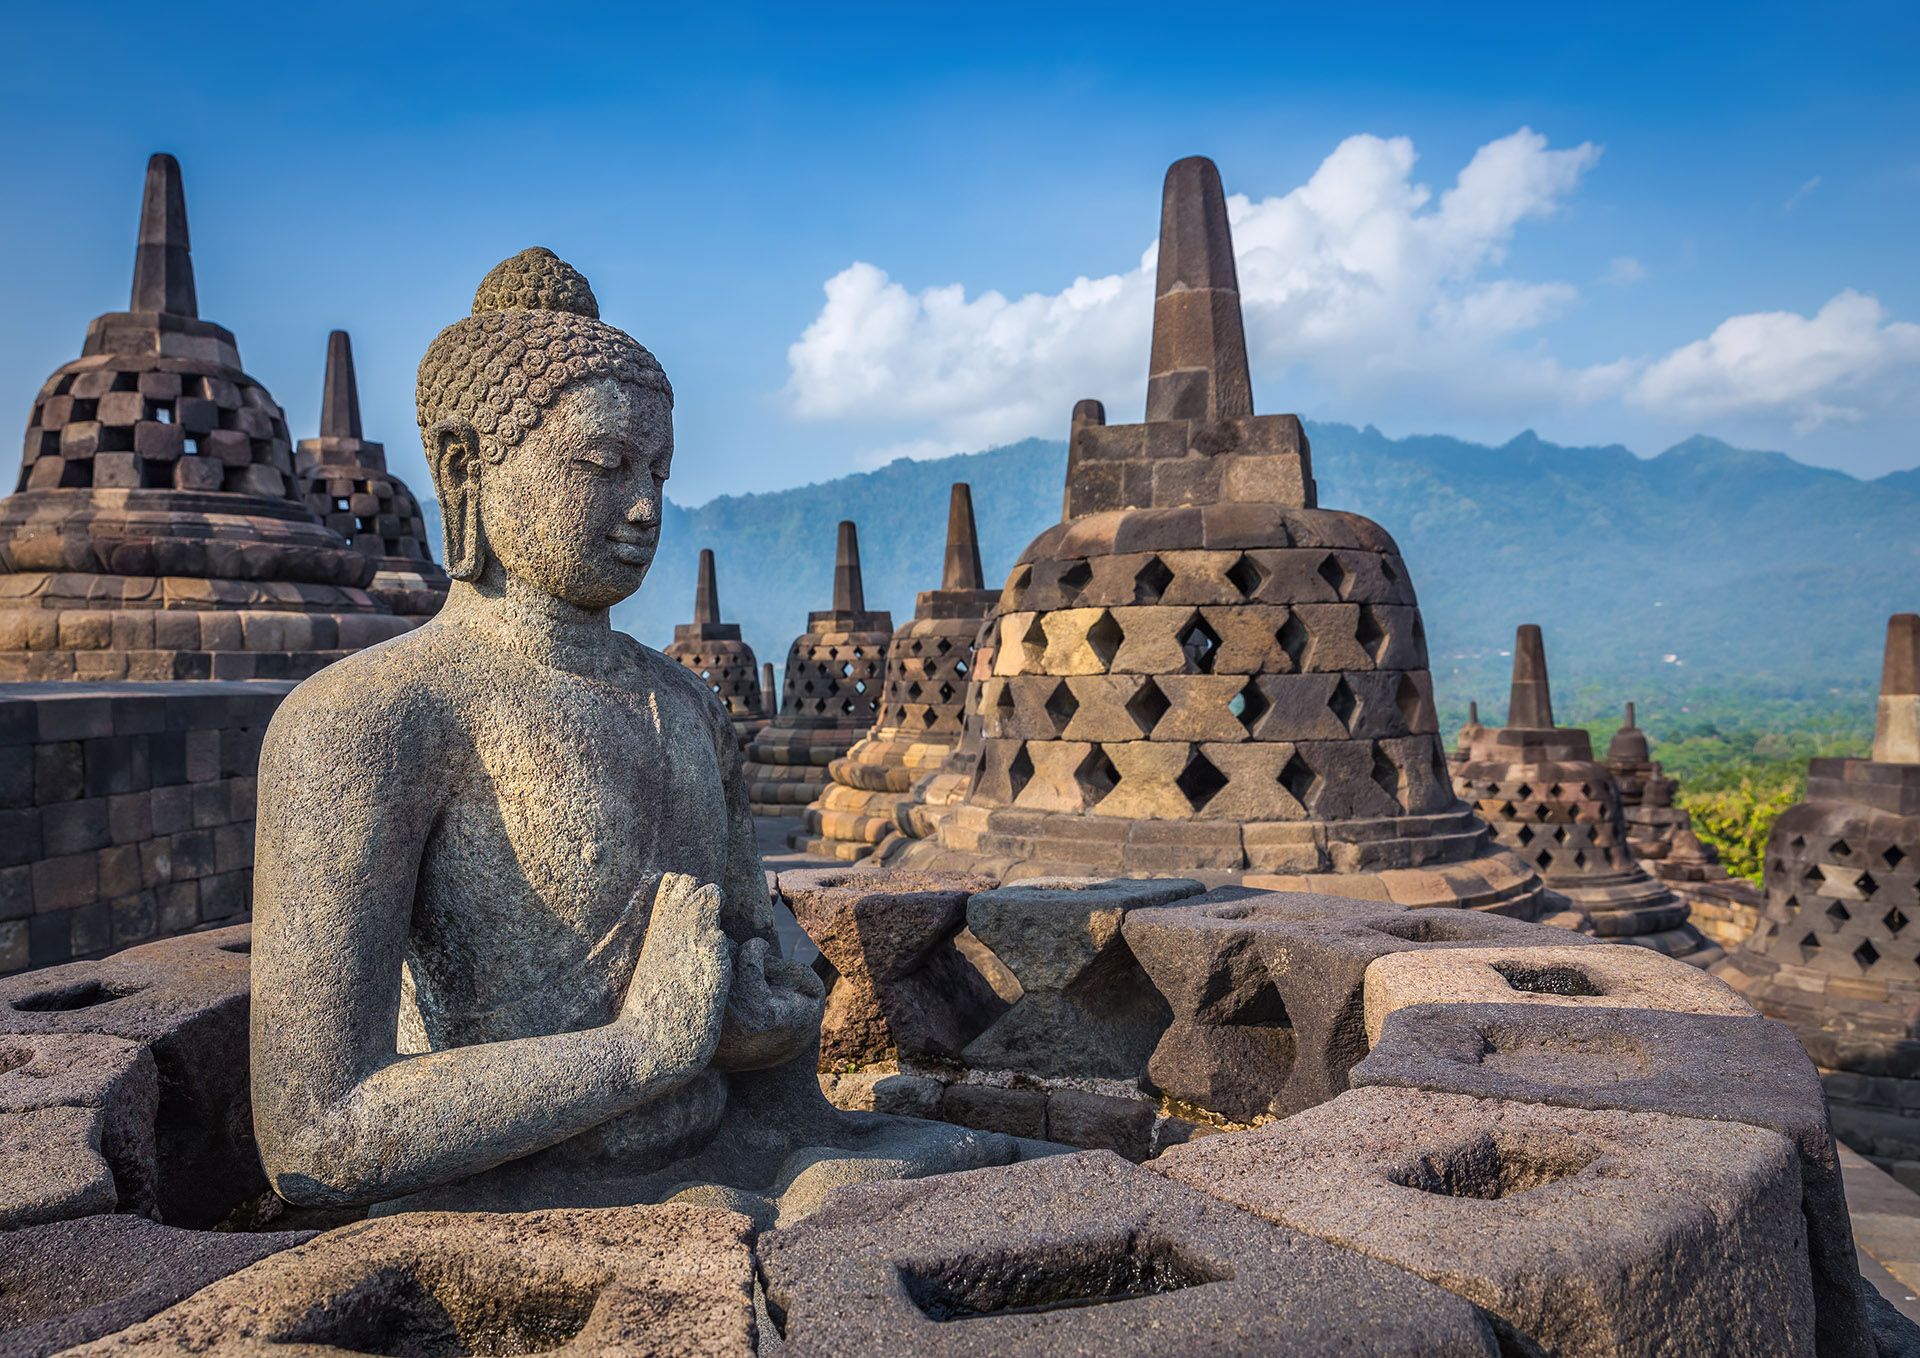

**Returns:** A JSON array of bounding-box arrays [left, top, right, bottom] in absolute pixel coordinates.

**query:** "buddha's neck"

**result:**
[[441, 568, 623, 676]]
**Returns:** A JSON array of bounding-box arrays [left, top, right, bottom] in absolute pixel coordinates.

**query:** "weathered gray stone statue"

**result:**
[[249, 248, 1018, 1224]]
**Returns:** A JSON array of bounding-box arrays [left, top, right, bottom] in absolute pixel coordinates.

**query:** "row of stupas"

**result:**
[[0, 154, 447, 680]]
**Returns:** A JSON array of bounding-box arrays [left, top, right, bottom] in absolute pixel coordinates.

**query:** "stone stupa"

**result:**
[[663, 548, 765, 748], [793, 484, 997, 860], [1719, 614, 1920, 1181], [892, 156, 1543, 912], [293, 331, 448, 617], [0, 154, 408, 681], [1607, 700, 1763, 949], [1454, 626, 1717, 961], [740, 521, 893, 817]]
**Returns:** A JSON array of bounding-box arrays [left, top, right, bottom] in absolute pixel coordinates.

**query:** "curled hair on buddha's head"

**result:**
[[417, 248, 674, 579]]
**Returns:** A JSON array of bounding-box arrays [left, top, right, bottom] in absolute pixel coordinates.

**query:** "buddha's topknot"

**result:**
[[416, 248, 670, 460], [471, 247, 601, 318]]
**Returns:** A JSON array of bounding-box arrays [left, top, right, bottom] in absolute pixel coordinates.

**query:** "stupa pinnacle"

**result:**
[[664, 548, 766, 747], [893, 156, 1540, 909], [294, 331, 448, 617], [0, 154, 409, 681]]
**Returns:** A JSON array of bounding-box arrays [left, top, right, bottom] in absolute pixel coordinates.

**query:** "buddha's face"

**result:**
[[478, 378, 674, 609]]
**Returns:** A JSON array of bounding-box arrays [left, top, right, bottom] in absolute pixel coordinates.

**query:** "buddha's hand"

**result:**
[[712, 936, 826, 1071], [616, 872, 733, 1082]]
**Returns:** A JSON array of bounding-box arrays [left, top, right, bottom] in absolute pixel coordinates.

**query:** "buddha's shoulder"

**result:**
[[268, 622, 483, 738]]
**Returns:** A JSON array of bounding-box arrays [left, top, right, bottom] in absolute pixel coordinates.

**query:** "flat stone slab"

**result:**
[[1353, 1002, 1873, 1357], [0, 924, 256, 1227], [1361, 941, 1753, 1045], [1154, 1084, 1817, 1357], [759, 1149, 1499, 1355], [61, 1205, 756, 1356], [0, 1032, 157, 1228], [0, 1215, 314, 1358]]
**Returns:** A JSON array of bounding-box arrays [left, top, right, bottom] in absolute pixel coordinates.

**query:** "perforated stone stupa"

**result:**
[[1455, 626, 1717, 961], [293, 331, 447, 617], [893, 157, 1543, 910], [1608, 700, 1763, 949], [1719, 614, 1920, 1182], [664, 548, 765, 747], [741, 521, 893, 816], [0, 155, 409, 681], [793, 484, 996, 860]]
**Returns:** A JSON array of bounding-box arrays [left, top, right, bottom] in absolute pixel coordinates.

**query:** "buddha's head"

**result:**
[[417, 248, 673, 609]]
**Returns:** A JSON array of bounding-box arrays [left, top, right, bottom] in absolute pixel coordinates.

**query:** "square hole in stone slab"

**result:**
[[1386, 1131, 1600, 1199], [900, 1237, 1228, 1323]]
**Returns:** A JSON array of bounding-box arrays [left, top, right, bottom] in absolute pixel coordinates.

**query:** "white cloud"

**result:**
[[1629, 290, 1920, 431], [786, 128, 1601, 446], [783, 130, 1920, 455]]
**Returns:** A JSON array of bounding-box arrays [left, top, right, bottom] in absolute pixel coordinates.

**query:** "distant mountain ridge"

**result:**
[[617, 425, 1918, 722]]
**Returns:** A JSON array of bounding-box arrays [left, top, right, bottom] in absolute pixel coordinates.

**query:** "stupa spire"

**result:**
[[320, 331, 363, 440], [130, 153, 197, 317], [1508, 624, 1555, 730], [762, 662, 778, 716], [942, 483, 984, 592], [694, 548, 721, 626], [1144, 156, 1253, 423], [1468, 701, 1480, 724], [1624, 701, 1637, 729], [833, 521, 866, 614], [1875, 613, 1920, 763]]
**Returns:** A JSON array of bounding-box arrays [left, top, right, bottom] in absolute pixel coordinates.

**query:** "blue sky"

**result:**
[[1, 1, 1915, 507]]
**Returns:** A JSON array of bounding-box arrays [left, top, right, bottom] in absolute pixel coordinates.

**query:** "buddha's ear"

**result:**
[[426, 419, 487, 581]]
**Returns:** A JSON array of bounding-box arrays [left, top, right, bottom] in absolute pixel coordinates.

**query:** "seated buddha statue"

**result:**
[[249, 248, 1021, 1224]]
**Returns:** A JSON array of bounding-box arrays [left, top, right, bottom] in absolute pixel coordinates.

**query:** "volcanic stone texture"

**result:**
[[292, 330, 447, 617], [759, 1148, 1501, 1356], [1122, 886, 1594, 1123], [0, 1215, 314, 1358], [777, 868, 1007, 1067], [0, 1031, 156, 1228], [62, 1205, 757, 1357], [1155, 1084, 1819, 1357], [0, 923, 259, 1227], [0, 681, 289, 974], [959, 877, 1204, 1081], [0, 155, 411, 683], [664, 549, 765, 748], [744, 522, 893, 816], [1351, 1002, 1875, 1357]]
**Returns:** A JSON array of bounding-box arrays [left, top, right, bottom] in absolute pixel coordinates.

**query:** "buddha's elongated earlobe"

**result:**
[[427, 420, 487, 580]]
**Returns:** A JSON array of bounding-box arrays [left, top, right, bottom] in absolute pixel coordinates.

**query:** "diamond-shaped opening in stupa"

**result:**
[[1134, 557, 1174, 604], [1828, 901, 1852, 925], [1316, 553, 1349, 598], [1859, 872, 1880, 898], [1327, 677, 1358, 732], [1060, 559, 1093, 603], [1074, 745, 1121, 805], [1176, 613, 1222, 674], [1176, 749, 1229, 812], [1278, 750, 1318, 811], [1886, 907, 1910, 935], [1226, 553, 1265, 600], [1127, 678, 1172, 736], [1356, 607, 1388, 663], [1369, 744, 1402, 810], [1044, 680, 1080, 735], [1085, 610, 1125, 669], [1007, 743, 1035, 800], [1394, 675, 1424, 732], [1855, 939, 1881, 971], [1229, 679, 1268, 735], [1832, 839, 1853, 859], [1886, 845, 1907, 870], [1276, 612, 1310, 671]]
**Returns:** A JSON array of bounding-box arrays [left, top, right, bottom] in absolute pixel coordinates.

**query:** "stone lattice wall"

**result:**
[[0, 682, 291, 974]]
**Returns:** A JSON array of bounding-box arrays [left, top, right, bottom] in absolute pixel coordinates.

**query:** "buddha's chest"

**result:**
[[426, 670, 729, 938]]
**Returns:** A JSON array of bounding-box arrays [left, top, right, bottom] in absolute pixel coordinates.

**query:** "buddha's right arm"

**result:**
[[245, 678, 720, 1207]]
